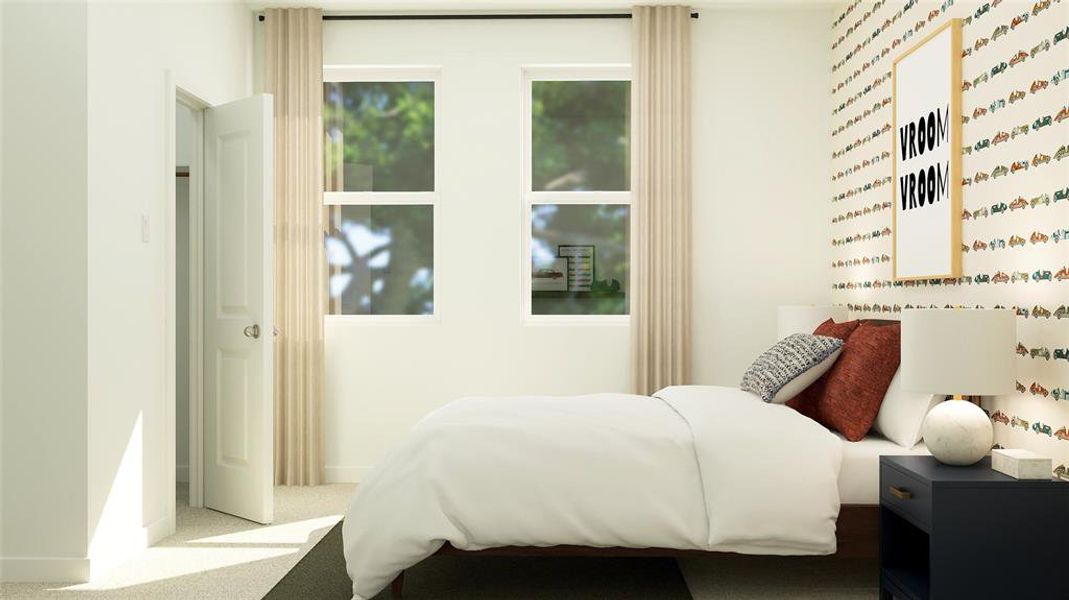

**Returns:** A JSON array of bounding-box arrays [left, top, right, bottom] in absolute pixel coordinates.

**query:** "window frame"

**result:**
[[521, 64, 632, 325], [323, 65, 442, 323]]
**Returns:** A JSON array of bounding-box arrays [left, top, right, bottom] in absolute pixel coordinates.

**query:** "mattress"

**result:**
[[836, 433, 929, 504]]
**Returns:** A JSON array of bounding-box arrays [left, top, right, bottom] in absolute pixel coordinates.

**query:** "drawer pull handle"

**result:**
[[889, 486, 912, 500]]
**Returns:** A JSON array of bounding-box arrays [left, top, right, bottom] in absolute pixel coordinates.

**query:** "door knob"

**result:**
[[243, 324, 261, 339]]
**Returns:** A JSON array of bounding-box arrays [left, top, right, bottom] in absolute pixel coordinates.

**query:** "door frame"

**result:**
[[164, 72, 211, 530]]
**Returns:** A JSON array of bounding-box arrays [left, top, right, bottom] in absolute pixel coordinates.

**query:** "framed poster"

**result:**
[[892, 19, 962, 281], [558, 245, 594, 292]]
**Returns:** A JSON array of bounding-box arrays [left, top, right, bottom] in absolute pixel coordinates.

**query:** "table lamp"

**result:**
[[777, 305, 849, 340], [901, 308, 1016, 466]]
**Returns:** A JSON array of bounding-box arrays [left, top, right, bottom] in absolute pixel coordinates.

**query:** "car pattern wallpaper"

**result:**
[[830, 0, 1069, 473]]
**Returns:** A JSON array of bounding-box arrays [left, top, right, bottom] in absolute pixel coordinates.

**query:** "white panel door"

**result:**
[[203, 94, 273, 524]]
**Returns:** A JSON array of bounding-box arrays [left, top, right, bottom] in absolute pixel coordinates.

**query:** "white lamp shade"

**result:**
[[777, 305, 849, 339], [901, 309, 1016, 396]]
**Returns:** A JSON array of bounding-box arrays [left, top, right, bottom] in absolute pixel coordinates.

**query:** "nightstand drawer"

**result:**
[[880, 463, 931, 531]]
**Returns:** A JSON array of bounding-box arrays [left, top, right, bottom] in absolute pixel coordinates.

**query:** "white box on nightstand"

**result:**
[[991, 449, 1051, 480]]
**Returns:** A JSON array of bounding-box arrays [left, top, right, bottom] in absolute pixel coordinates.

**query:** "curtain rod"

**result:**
[[257, 12, 699, 22]]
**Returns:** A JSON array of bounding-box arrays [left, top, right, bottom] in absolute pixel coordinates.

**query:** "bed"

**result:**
[[341, 382, 927, 600]]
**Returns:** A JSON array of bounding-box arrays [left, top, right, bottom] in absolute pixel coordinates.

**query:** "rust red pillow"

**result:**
[[789, 323, 901, 441], [812, 318, 861, 341]]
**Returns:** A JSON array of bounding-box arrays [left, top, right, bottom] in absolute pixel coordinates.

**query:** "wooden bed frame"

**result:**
[[389, 504, 878, 597], [389, 319, 897, 597]]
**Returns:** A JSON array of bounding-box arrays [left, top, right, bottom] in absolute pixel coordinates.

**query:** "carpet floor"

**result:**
[[264, 522, 693, 600], [1, 483, 878, 599]]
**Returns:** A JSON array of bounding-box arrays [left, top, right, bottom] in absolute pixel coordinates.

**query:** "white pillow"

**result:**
[[771, 348, 841, 403], [872, 369, 942, 447]]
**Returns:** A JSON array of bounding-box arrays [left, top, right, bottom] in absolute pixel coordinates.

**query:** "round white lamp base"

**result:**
[[922, 400, 993, 466]]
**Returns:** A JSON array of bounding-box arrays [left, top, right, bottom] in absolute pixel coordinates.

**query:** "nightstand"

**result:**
[[879, 455, 1069, 600]]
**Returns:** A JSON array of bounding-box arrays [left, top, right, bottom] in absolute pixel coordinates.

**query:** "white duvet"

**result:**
[[342, 385, 843, 600]]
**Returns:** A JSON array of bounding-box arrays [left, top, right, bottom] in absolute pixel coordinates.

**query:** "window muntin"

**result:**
[[323, 67, 439, 319], [524, 67, 631, 320]]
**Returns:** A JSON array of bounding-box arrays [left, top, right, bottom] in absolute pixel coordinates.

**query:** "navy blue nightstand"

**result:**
[[879, 455, 1069, 600]]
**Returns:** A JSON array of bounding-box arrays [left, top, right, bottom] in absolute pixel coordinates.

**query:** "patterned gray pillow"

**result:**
[[740, 333, 844, 403]]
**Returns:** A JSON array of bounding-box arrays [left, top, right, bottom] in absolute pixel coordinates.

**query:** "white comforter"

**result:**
[[342, 385, 843, 600]]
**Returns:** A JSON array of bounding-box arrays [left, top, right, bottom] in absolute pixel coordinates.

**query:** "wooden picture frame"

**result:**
[[891, 19, 962, 281]]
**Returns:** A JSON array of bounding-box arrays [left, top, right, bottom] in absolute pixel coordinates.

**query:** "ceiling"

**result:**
[[246, 0, 842, 12]]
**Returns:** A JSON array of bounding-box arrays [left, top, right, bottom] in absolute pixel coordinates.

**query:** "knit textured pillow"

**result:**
[[740, 333, 845, 403]]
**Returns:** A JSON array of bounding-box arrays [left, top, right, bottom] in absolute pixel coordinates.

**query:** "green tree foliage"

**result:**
[[532, 80, 630, 191]]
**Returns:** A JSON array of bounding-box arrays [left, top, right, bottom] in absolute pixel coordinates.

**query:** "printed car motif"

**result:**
[[1056, 465, 1068, 479], [1032, 153, 1051, 166], [1009, 235, 1027, 247], [1008, 198, 1028, 211], [1009, 51, 1027, 67], [1030, 382, 1049, 397], [1054, 145, 1069, 161], [1054, 69, 1069, 85], [1031, 40, 1050, 58], [991, 201, 1008, 213], [1016, 343, 1029, 356], [974, 170, 990, 182], [1016, 306, 1030, 317], [974, 72, 989, 87], [1056, 427, 1069, 441], [973, 240, 988, 251], [1033, 115, 1052, 130], [1057, 267, 1069, 281], [1012, 416, 1030, 431], [1056, 188, 1069, 202], [1056, 25, 1069, 44], [1056, 107, 1069, 123], [1031, 193, 1051, 208], [992, 271, 1010, 283], [1056, 306, 1069, 319], [990, 99, 1006, 113], [1011, 124, 1030, 138], [992, 24, 1008, 40], [1055, 348, 1069, 362], [1011, 270, 1030, 283], [1030, 232, 1049, 244], [975, 137, 991, 150], [991, 410, 1010, 425], [1033, 422, 1053, 437], [1016, 380, 1027, 393], [990, 238, 1007, 250], [975, 273, 991, 283], [1009, 90, 1026, 103], [992, 131, 1010, 145], [1031, 79, 1049, 93], [1033, 269, 1052, 281], [1030, 347, 1051, 360], [975, 36, 990, 50], [993, 165, 1011, 177], [1055, 389, 1069, 402], [1009, 161, 1028, 174], [973, 106, 988, 119], [1057, 230, 1069, 242]]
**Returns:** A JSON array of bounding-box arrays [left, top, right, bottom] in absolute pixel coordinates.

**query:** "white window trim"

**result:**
[[324, 65, 442, 323], [521, 64, 632, 326]]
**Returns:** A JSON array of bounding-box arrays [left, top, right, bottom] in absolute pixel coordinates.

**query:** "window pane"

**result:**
[[327, 205, 434, 315], [324, 81, 434, 192], [531, 204, 629, 315], [531, 80, 630, 192]]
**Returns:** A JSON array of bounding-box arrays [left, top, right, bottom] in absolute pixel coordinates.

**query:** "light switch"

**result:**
[[141, 214, 150, 243]]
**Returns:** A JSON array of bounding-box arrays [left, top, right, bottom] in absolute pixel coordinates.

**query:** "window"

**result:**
[[524, 67, 631, 319], [324, 67, 439, 318]]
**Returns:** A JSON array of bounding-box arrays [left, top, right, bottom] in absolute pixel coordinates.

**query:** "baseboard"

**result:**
[[176, 464, 189, 483], [143, 514, 174, 547], [0, 556, 90, 583], [324, 465, 374, 483]]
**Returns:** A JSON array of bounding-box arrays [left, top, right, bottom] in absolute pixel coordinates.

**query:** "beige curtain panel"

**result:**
[[630, 6, 693, 395], [265, 7, 326, 486]]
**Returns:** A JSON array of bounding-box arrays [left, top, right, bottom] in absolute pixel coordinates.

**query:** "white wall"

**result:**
[[691, 9, 832, 385], [322, 18, 633, 481], [83, 0, 252, 575], [321, 8, 832, 481], [0, 0, 91, 581]]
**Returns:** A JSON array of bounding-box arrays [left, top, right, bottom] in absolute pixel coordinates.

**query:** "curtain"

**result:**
[[265, 7, 325, 486], [630, 6, 692, 395]]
